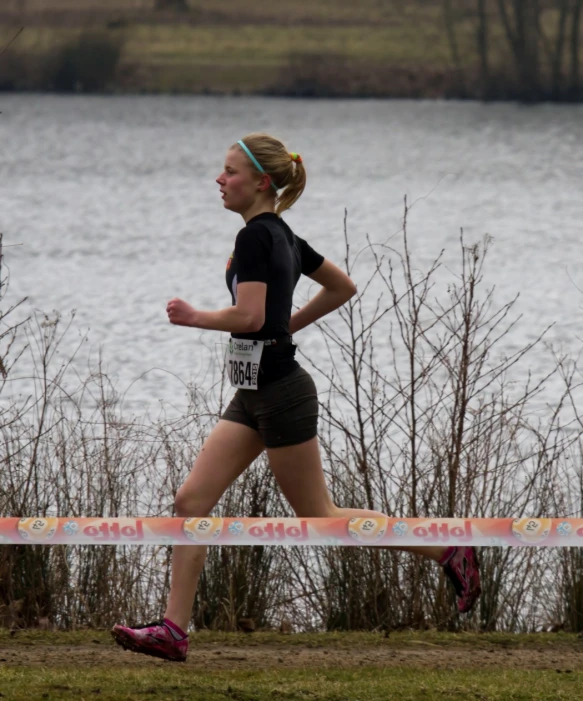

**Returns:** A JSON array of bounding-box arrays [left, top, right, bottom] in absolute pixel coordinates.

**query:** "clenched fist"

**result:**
[[166, 298, 198, 327]]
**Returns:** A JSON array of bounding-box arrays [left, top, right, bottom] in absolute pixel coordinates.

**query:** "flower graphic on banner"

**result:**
[[63, 521, 79, 535], [228, 521, 244, 535], [392, 521, 408, 536], [556, 521, 572, 537]]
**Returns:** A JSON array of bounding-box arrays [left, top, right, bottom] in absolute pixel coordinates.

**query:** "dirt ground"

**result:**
[[2, 640, 583, 672]]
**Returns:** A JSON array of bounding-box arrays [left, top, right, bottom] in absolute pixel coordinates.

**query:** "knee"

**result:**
[[326, 503, 342, 519], [174, 487, 210, 518]]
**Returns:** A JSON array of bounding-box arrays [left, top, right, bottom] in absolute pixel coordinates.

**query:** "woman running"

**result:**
[[112, 133, 480, 661]]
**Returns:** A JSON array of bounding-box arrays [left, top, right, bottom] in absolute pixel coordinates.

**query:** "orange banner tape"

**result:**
[[0, 516, 578, 547]]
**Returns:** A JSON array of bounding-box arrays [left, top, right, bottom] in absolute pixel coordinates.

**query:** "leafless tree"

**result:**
[[442, 0, 583, 100]]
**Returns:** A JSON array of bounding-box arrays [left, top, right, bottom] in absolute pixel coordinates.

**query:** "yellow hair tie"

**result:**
[[290, 152, 303, 163]]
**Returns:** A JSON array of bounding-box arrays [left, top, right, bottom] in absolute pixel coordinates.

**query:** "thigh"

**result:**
[[175, 419, 265, 516], [255, 367, 319, 449], [266, 436, 337, 518], [221, 388, 258, 432]]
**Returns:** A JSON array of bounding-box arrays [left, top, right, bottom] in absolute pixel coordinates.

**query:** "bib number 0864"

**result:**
[[227, 338, 264, 390], [229, 360, 254, 387]]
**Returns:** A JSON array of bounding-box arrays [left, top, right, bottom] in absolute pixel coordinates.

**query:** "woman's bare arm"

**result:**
[[290, 260, 356, 334]]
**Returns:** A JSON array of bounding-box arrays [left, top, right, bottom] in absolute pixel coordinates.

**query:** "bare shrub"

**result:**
[[0, 32, 126, 93], [52, 31, 125, 93], [2, 212, 583, 631], [288, 205, 583, 631]]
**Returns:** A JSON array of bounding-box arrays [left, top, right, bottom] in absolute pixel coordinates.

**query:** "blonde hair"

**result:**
[[234, 132, 306, 215]]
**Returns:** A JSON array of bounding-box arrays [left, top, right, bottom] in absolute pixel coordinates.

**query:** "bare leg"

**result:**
[[267, 437, 445, 562], [164, 420, 264, 632]]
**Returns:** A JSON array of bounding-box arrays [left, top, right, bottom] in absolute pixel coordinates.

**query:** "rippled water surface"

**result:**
[[2, 95, 583, 415]]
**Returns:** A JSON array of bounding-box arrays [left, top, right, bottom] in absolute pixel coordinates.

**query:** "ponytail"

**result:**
[[234, 133, 307, 215]]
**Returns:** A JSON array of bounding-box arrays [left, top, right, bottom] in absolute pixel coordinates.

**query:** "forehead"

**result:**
[[224, 147, 249, 169]]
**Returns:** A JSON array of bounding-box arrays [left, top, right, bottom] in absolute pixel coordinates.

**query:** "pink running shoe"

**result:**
[[440, 546, 481, 614], [111, 618, 188, 662]]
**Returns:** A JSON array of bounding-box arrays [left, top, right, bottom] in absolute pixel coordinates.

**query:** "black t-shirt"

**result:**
[[225, 212, 324, 386]]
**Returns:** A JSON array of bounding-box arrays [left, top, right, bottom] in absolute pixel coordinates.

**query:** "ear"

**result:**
[[257, 173, 273, 192]]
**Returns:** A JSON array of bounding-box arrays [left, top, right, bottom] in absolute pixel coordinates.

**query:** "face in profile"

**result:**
[[216, 148, 263, 214]]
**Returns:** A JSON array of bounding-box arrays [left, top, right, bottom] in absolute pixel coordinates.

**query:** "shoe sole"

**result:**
[[111, 627, 186, 662]]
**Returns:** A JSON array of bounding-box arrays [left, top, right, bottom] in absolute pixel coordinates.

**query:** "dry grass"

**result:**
[[0, 20, 464, 95], [0, 22, 456, 66]]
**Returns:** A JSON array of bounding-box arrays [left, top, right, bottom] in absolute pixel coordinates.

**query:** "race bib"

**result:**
[[227, 338, 264, 390]]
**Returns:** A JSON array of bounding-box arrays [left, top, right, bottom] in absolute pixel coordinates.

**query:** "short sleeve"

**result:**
[[234, 223, 273, 283], [297, 236, 324, 276]]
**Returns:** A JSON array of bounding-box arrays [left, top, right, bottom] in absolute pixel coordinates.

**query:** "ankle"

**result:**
[[163, 617, 189, 639], [438, 546, 456, 566]]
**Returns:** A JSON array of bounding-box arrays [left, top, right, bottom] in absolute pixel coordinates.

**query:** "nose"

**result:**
[[216, 172, 226, 185]]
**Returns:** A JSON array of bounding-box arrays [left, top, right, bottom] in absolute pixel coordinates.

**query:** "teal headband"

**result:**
[[237, 139, 278, 191]]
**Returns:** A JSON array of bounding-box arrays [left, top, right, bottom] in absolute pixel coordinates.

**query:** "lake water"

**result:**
[[2, 95, 583, 420]]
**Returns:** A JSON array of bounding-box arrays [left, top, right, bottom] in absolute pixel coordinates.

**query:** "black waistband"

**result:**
[[229, 335, 293, 347], [263, 335, 293, 347]]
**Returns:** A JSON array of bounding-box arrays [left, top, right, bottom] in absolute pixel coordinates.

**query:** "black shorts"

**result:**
[[221, 366, 318, 448]]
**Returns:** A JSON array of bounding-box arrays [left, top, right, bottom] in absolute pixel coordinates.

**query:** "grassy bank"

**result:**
[[0, 20, 464, 96], [1, 0, 581, 98], [3, 667, 582, 701], [1, 631, 583, 701]]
